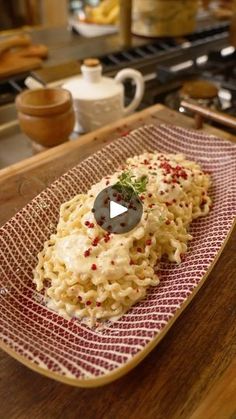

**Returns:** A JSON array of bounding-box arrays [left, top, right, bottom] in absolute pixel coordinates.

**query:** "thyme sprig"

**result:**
[[114, 171, 148, 199]]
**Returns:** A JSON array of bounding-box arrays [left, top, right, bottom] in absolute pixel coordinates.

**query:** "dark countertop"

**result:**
[[20, 26, 148, 66]]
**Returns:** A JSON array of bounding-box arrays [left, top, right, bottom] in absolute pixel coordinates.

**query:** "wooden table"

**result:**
[[0, 105, 235, 419]]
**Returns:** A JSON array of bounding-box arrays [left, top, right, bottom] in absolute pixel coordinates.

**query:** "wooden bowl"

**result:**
[[15, 88, 75, 147], [181, 80, 218, 100]]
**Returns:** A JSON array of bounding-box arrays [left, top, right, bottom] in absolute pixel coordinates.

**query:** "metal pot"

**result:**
[[132, 0, 198, 37]]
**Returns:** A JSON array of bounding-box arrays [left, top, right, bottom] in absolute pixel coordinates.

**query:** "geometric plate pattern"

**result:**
[[0, 124, 235, 387]]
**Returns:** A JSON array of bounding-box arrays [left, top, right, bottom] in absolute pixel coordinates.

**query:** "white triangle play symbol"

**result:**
[[110, 201, 128, 219]]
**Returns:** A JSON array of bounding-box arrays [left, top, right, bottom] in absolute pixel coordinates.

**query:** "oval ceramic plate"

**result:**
[[69, 18, 118, 37], [0, 124, 235, 387]]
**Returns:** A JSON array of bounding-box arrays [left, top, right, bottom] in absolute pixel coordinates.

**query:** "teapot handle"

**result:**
[[114, 68, 144, 116]]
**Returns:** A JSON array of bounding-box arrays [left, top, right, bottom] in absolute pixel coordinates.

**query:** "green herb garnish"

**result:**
[[114, 170, 148, 199]]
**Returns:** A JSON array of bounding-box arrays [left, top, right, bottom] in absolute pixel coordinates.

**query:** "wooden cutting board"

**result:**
[[0, 104, 235, 419], [0, 34, 48, 79]]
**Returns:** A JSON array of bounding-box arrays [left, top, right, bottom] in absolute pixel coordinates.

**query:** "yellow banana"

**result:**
[[97, 0, 118, 16], [85, 0, 119, 25]]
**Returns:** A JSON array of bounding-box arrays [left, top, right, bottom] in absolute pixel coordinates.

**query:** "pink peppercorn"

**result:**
[[116, 194, 122, 202], [91, 264, 97, 270], [181, 171, 188, 180], [92, 237, 99, 246], [84, 249, 91, 257]]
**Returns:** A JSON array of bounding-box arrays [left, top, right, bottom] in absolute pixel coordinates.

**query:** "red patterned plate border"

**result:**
[[0, 124, 236, 387]]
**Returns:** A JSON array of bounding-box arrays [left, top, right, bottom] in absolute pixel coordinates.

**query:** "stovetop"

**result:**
[[116, 22, 236, 133], [136, 46, 236, 111]]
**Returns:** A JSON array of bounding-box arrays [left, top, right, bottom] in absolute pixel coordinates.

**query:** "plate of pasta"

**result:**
[[0, 124, 235, 387]]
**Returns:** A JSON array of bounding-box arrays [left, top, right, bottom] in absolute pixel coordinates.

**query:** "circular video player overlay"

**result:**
[[93, 185, 143, 234]]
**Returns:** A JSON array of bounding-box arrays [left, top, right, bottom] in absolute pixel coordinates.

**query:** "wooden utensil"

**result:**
[[0, 34, 48, 79], [0, 34, 31, 55], [13, 44, 48, 59], [120, 0, 132, 47], [181, 100, 236, 130]]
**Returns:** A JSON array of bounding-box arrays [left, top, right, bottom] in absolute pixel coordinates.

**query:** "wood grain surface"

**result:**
[[0, 105, 235, 419]]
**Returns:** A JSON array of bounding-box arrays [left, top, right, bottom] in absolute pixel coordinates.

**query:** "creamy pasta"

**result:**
[[33, 152, 211, 327]]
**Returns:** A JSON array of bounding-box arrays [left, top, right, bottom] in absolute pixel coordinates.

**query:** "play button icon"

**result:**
[[110, 201, 128, 219], [92, 185, 143, 234]]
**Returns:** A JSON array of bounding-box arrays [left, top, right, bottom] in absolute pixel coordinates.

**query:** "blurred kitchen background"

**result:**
[[0, 0, 235, 168], [0, 0, 234, 30], [0, 1, 102, 29]]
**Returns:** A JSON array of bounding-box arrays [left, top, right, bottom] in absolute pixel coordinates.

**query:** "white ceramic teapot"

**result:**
[[63, 58, 144, 132]]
